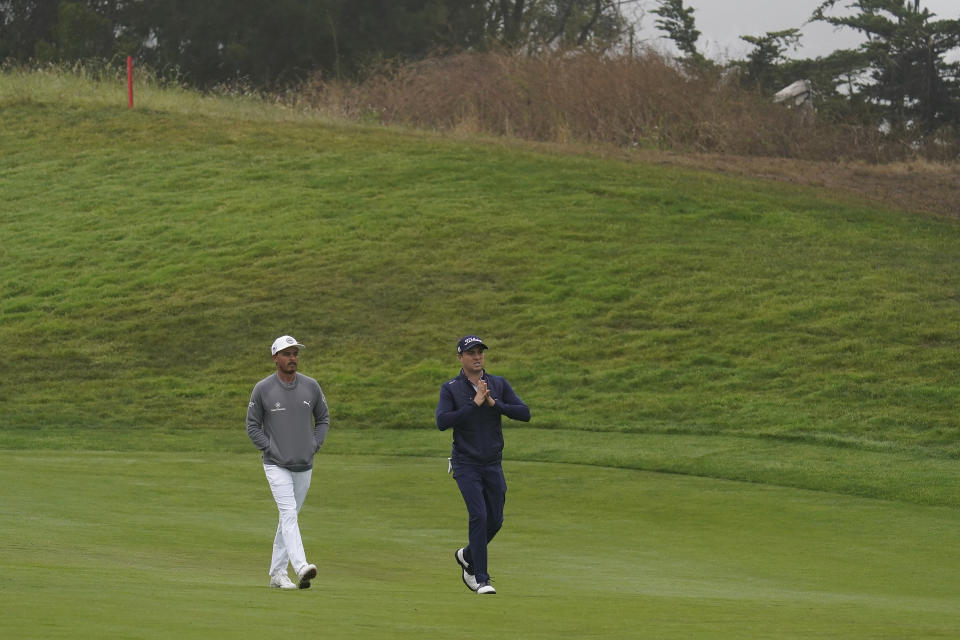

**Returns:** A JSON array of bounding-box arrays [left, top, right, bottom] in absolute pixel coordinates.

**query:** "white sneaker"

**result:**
[[455, 548, 471, 572], [477, 581, 496, 595], [462, 568, 479, 592], [269, 573, 297, 590], [297, 563, 318, 589], [456, 548, 478, 592]]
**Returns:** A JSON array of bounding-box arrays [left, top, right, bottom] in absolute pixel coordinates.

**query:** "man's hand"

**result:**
[[474, 379, 492, 407]]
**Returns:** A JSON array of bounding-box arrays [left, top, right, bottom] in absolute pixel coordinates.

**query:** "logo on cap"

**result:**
[[271, 335, 305, 355], [457, 335, 487, 354]]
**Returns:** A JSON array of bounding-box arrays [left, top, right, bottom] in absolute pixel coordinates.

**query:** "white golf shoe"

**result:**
[[456, 548, 478, 592], [269, 573, 297, 590], [476, 581, 496, 595], [297, 563, 318, 589]]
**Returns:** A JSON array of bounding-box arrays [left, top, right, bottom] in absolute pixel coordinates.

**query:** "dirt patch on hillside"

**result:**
[[641, 152, 960, 219]]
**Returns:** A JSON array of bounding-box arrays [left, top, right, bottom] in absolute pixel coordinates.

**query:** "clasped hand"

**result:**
[[474, 379, 495, 407]]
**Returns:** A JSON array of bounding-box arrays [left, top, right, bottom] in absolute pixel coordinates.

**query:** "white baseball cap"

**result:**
[[271, 335, 305, 355]]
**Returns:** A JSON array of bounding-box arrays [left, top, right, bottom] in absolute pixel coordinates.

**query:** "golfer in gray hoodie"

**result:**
[[246, 335, 330, 590]]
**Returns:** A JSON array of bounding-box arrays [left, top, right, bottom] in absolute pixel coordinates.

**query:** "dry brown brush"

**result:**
[[293, 49, 958, 165]]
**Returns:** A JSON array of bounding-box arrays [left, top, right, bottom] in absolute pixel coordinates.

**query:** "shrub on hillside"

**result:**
[[295, 50, 959, 163]]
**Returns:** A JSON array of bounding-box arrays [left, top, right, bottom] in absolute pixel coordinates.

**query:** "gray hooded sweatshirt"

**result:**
[[246, 372, 330, 471]]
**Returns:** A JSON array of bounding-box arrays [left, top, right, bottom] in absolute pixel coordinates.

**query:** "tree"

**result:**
[[737, 28, 801, 92], [777, 48, 876, 125], [0, 1, 125, 62], [442, 0, 637, 51], [54, 1, 114, 60], [1, 0, 638, 88], [812, 0, 960, 133], [0, 0, 62, 60], [651, 0, 704, 65], [530, 0, 635, 49]]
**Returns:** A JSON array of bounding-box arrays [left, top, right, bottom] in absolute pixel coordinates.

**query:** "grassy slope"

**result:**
[[2, 71, 960, 502]]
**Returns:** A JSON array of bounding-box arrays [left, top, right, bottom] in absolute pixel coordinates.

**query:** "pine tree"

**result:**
[[812, 0, 960, 133]]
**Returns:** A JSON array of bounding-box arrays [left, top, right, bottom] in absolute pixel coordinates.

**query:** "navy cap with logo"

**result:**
[[457, 335, 488, 354]]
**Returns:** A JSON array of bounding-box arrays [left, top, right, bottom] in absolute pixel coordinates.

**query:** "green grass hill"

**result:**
[[2, 68, 959, 504]]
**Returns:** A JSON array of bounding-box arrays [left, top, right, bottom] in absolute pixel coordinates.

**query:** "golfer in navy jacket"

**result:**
[[436, 335, 531, 595]]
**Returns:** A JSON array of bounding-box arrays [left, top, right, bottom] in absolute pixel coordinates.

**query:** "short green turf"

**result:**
[[2, 452, 958, 639]]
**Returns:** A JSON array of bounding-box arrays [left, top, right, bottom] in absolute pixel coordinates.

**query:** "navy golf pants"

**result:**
[[453, 461, 506, 583]]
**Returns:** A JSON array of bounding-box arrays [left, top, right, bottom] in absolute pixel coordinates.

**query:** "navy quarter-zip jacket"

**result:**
[[436, 370, 531, 465]]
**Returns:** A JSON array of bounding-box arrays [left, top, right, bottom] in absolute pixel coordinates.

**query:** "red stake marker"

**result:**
[[127, 56, 134, 109]]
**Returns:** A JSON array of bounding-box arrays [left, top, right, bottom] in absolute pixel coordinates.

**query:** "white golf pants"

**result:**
[[263, 464, 313, 576]]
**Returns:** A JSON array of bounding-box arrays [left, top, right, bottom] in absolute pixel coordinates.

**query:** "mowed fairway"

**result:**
[[2, 450, 958, 639]]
